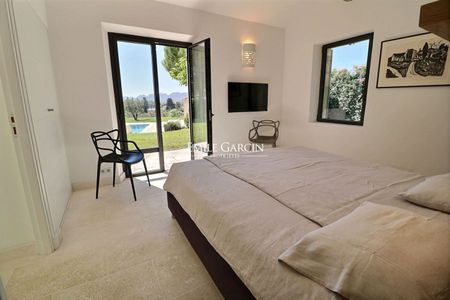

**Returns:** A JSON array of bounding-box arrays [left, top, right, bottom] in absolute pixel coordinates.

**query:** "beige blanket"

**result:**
[[279, 202, 450, 300], [164, 147, 431, 299], [205, 147, 422, 225]]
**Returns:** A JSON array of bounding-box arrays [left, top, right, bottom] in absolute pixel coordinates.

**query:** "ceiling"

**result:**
[[154, 0, 341, 28]]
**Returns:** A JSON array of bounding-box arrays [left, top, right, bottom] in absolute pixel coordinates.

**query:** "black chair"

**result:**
[[248, 120, 280, 148], [90, 129, 150, 201]]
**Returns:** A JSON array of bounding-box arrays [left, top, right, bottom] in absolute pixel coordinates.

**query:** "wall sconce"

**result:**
[[242, 43, 256, 67]]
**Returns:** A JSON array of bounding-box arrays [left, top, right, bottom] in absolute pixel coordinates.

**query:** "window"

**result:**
[[317, 33, 374, 125]]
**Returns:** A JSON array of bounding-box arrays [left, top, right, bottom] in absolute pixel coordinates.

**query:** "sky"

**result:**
[[331, 39, 369, 71], [116, 39, 369, 97], [117, 42, 188, 97]]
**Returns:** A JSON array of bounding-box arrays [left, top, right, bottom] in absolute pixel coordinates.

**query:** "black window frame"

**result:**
[[108, 32, 192, 176], [316, 32, 374, 126]]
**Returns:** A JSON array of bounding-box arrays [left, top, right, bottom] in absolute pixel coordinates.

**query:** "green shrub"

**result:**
[[164, 121, 182, 132], [184, 113, 190, 128], [169, 109, 183, 118]]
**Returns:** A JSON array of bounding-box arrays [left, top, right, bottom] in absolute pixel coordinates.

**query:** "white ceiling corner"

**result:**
[[154, 0, 338, 28]]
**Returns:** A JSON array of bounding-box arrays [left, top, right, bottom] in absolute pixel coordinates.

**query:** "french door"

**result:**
[[109, 33, 190, 176], [109, 33, 212, 176], [188, 39, 213, 158]]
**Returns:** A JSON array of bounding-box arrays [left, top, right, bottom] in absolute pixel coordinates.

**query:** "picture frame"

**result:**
[[376, 32, 450, 88]]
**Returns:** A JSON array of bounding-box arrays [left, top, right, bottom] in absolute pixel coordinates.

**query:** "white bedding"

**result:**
[[205, 147, 423, 226], [279, 202, 450, 300], [163, 147, 434, 299]]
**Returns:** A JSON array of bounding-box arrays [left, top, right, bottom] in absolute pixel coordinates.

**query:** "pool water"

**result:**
[[129, 123, 149, 134]]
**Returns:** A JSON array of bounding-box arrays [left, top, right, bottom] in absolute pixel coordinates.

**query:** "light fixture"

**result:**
[[242, 43, 256, 67]]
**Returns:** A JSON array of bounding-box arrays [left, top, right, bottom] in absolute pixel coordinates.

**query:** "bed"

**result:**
[[163, 147, 447, 299]]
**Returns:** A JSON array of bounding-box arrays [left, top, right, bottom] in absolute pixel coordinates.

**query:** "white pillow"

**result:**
[[400, 173, 450, 213]]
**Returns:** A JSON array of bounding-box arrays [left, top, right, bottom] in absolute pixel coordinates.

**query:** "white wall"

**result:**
[[45, 0, 284, 187], [280, 0, 450, 176], [45, 0, 447, 184], [0, 76, 34, 251]]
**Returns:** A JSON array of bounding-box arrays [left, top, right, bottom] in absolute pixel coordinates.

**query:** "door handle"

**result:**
[[209, 111, 214, 120], [47, 108, 55, 112]]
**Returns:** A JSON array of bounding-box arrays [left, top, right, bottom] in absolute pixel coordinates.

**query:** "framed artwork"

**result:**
[[377, 32, 450, 88]]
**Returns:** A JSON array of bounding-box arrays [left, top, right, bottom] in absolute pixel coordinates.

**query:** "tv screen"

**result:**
[[228, 82, 268, 112]]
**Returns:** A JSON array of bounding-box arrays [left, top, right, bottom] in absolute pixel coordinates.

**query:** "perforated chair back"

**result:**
[[248, 120, 280, 147], [91, 129, 120, 158], [90, 129, 150, 201]]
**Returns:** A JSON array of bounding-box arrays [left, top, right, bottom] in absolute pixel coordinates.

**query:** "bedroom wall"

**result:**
[[45, 0, 285, 188], [280, 0, 450, 176]]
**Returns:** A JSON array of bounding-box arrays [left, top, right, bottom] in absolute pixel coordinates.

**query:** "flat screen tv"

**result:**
[[228, 82, 268, 112]]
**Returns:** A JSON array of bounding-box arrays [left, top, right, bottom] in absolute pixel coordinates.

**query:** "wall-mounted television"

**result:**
[[228, 82, 268, 113]]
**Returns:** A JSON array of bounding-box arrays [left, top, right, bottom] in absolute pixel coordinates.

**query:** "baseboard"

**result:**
[[0, 275, 6, 300], [0, 242, 35, 257], [0, 242, 36, 297], [119, 171, 126, 182], [51, 225, 63, 250], [72, 171, 126, 191]]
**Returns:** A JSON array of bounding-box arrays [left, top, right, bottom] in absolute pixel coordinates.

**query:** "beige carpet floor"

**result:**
[[2, 177, 222, 300]]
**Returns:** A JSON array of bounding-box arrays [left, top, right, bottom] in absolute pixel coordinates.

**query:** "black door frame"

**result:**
[[187, 38, 213, 159], [108, 32, 191, 177]]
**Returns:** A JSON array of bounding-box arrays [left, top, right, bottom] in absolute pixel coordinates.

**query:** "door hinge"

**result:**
[[9, 114, 18, 136]]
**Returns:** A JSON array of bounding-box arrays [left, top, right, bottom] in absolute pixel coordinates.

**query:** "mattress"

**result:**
[[163, 147, 432, 299]]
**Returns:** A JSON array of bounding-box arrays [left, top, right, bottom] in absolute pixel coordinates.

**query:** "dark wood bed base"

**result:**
[[167, 192, 255, 300]]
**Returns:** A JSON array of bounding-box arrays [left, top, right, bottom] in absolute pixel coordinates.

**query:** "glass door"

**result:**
[[109, 33, 164, 175], [188, 39, 213, 159], [155, 45, 191, 169]]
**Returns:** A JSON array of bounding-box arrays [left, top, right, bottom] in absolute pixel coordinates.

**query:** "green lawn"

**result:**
[[192, 122, 207, 143], [125, 117, 175, 123], [125, 119, 206, 151], [128, 128, 190, 151]]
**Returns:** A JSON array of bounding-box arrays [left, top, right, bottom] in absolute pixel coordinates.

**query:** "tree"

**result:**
[[162, 46, 187, 86], [166, 98, 176, 110], [124, 98, 145, 121], [328, 65, 366, 121], [422, 42, 429, 58], [143, 97, 149, 113]]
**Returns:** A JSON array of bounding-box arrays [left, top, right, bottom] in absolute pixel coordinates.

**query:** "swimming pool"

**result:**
[[128, 123, 149, 134]]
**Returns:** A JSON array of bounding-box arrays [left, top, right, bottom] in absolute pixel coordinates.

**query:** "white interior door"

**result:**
[[12, 0, 72, 245]]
